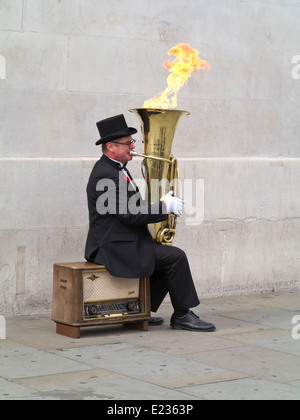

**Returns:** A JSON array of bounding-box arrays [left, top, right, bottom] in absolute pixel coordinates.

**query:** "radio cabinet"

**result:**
[[52, 262, 150, 338]]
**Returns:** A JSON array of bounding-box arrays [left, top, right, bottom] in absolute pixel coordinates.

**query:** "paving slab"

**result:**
[[0, 377, 41, 400], [0, 341, 93, 380], [178, 377, 300, 400], [219, 309, 299, 331], [200, 290, 300, 313], [185, 345, 300, 383]]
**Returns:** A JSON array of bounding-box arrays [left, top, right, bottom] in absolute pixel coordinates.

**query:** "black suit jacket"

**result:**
[[85, 154, 168, 278]]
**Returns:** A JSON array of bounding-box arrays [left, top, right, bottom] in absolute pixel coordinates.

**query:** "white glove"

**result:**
[[162, 191, 184, 217]]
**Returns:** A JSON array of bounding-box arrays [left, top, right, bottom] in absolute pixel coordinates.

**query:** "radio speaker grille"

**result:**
[[83, 271, 140, 302]]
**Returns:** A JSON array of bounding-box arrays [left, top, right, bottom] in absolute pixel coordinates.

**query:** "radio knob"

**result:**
[[88, 305, 97, 316], [127, 302, 137, 312]]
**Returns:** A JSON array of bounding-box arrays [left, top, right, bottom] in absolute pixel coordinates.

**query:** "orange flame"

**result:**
[[143, 43, 210, 109]]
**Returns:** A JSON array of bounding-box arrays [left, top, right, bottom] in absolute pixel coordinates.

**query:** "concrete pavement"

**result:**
[[1, 290, 300, 400]]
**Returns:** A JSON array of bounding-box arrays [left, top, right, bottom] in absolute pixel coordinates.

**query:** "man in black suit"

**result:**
[[85, 114, 215, 332]]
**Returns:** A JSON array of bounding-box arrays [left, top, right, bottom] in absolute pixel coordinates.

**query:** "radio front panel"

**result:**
[[83, 270, 141, 320]]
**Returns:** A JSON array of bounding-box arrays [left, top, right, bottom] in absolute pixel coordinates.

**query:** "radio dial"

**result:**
[[88, 305, 98, 316], [127, 302, 138, 312]]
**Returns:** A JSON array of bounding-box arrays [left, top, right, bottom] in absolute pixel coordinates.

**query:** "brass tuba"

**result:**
[[129, 108, 189, 245]]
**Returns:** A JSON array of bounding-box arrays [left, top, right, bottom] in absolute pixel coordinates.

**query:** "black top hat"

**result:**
[[95, 114, 137, 145]]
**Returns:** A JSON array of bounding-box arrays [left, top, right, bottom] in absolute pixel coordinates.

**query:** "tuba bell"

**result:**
[[129, 108, 189, 245]]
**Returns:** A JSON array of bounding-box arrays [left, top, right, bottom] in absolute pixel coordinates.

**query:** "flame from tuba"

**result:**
[[129, 108, 190, 245]]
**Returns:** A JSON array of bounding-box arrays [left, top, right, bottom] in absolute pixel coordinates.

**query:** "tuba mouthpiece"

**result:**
[[130, 151, 170, 163]]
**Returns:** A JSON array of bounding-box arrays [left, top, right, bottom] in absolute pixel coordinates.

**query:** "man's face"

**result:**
[[108, 136, 136, 163]]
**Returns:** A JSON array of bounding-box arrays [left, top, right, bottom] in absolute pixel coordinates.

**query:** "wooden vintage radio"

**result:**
[[52, 262, 150, 338]]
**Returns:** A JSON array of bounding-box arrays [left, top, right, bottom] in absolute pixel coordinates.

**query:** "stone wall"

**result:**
[[0, 0, 299, 315]]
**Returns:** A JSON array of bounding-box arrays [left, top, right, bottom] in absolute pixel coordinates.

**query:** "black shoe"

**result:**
[[149, 317, 164, 326], [170, 311, 216, 332]]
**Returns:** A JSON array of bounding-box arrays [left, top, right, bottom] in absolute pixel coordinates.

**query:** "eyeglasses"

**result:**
[[113, 139, 136, 147]]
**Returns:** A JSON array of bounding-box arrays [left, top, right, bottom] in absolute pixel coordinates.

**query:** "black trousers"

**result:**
[[150, 243, 200, 312]]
